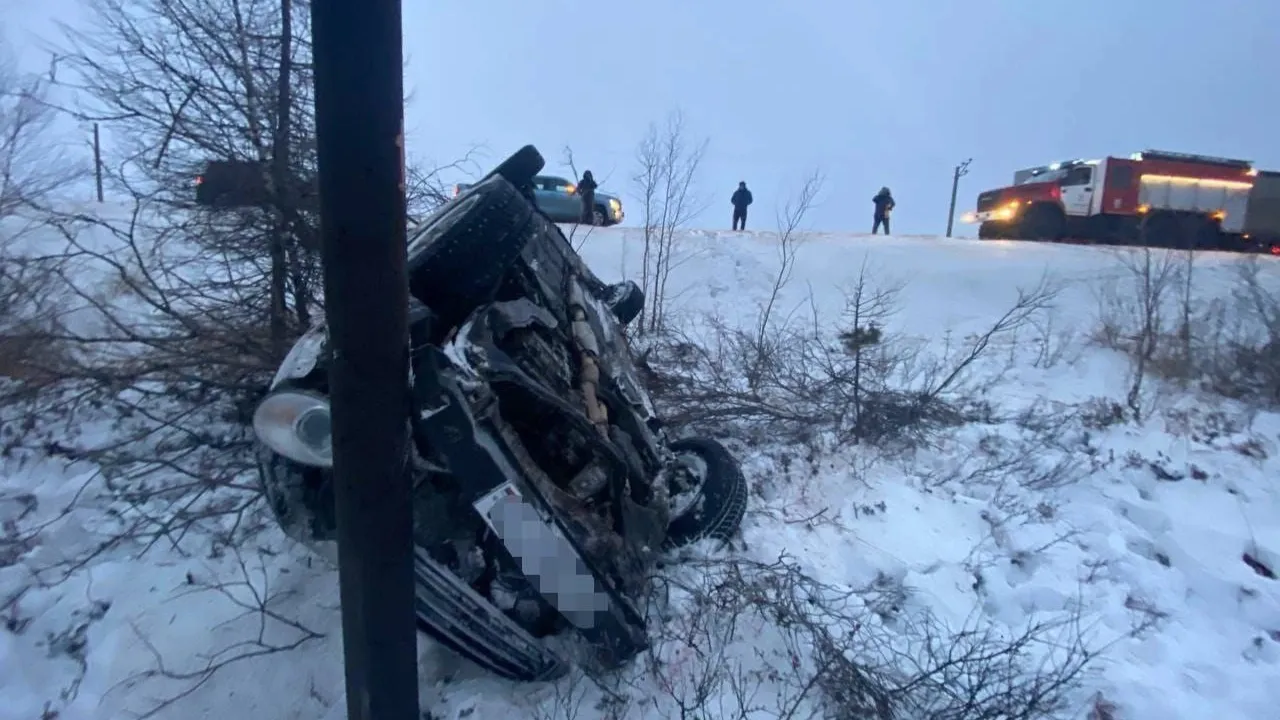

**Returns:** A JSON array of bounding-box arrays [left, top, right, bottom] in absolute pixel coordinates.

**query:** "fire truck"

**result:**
[[961, 149, 1280, 254]]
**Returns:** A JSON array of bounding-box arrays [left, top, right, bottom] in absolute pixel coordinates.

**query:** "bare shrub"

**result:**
[[631, 109, 709, 333], [753, 170, 823, 360], [1195, 260, 1280, 403], [615, 553, 1122, 720], [640, 266, 1059, 448], [1093, 247, 1180, 420], [1096, 248, 1280, 412], [103, 546, 326, 719], [0, 247, 71, 390]]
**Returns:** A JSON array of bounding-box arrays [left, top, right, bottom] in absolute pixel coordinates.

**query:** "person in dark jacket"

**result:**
[[872, 187, 895, 235], [578, 170, 599, 225], [731, 181, 753, 230]]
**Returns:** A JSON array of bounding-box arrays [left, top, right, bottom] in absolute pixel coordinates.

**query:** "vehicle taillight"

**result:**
[[195, 175, 204, 186], [452, 184, 460, 197]]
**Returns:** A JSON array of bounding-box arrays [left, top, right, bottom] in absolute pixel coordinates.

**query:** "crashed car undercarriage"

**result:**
[[251, 145, 748, 681]]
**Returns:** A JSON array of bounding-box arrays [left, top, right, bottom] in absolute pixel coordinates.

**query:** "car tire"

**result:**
[[406, 176, 536, 328], [593, 206, 608, 227], [607, 281, 645, 326], [664, 436, 748, 548], [480, 144, 545, 190]]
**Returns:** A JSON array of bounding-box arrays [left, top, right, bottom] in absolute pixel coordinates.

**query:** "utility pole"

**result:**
[[946, 157, 972, 238], [92, 123, 104, 203], [311, 0, 419, 718]]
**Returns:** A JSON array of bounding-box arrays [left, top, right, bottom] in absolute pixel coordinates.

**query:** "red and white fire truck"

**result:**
[[961, 149, 1280, 254]]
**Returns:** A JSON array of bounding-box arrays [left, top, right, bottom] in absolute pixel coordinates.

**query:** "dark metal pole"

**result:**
[[93, 123, 104, 203], [310, 0, 418, 718], [945, 157, 972, 237]]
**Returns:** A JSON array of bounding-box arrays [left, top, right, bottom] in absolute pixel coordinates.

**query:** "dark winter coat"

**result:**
[[872, 189, 895, 219], [731, 185, 753, 210], [581, 170, 599, 210]]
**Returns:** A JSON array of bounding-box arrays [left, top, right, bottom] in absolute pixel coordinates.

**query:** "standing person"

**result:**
[[731, 181, 753, 231], [578, 170, 599, 225], [872, 186, 895, 235]]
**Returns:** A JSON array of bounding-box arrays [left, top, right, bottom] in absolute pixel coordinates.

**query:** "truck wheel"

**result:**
[[1191, 217, 1222, 250], [978, 221, 1001, 240], [1140, 212, 1180, 248], [1021, 204, 1065, 241], [406, 176, 535, 328], [593, 205, 608, 227]]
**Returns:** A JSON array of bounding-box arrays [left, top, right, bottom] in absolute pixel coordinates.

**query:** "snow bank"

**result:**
[[3, 216, 1280, 719]]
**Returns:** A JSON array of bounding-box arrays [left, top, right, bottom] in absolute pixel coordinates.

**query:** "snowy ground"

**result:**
[[4, 216, 1280, 719]]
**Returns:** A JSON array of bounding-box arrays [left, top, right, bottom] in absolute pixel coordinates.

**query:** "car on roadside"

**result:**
[[252, 145, 742, 682], [455, 174, 625, 226]]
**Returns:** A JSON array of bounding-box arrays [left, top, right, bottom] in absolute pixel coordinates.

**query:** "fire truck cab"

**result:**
[[963, 150, 1279, 253]]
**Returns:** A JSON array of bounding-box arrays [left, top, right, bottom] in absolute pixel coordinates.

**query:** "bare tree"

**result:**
[[0, 40, 83, 391], [837, 257, 906, 440], [631, 109, 709, 333], [404, 148, 481, 222], [0, 1, 338, 643], [0, 43, 84, 215], [560, 144, 600, 251], [756, 169, 824, 349], [51, 0, 324, 364], [1094, 248, 1180, 421]]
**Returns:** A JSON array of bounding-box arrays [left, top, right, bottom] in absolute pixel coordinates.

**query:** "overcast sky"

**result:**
[[9, 0, 1280, 235]]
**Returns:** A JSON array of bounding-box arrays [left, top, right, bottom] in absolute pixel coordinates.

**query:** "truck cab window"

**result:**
[[1062, 167, 1092, 186]]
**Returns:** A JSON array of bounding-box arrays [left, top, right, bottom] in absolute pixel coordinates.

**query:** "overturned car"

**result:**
[[251, 146, 748, 681]]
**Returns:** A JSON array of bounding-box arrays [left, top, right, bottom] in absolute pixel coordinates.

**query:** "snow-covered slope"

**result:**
[[4, 220, 1280, 719]]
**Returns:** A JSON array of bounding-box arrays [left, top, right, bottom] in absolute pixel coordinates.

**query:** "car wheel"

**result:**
[[480, 144, 546, 190], [406, 175, 536, 328], [607, 281, 644, 326], [663, 436, 748, 548], [593, 206, 608, 227]]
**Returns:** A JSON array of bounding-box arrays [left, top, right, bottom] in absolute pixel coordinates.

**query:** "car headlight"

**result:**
[[608, 198, 621, 212], [253, 390, 333, 468]]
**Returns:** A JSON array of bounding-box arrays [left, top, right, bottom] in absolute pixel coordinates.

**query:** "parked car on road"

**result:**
[[456, 174, 625, 226]]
